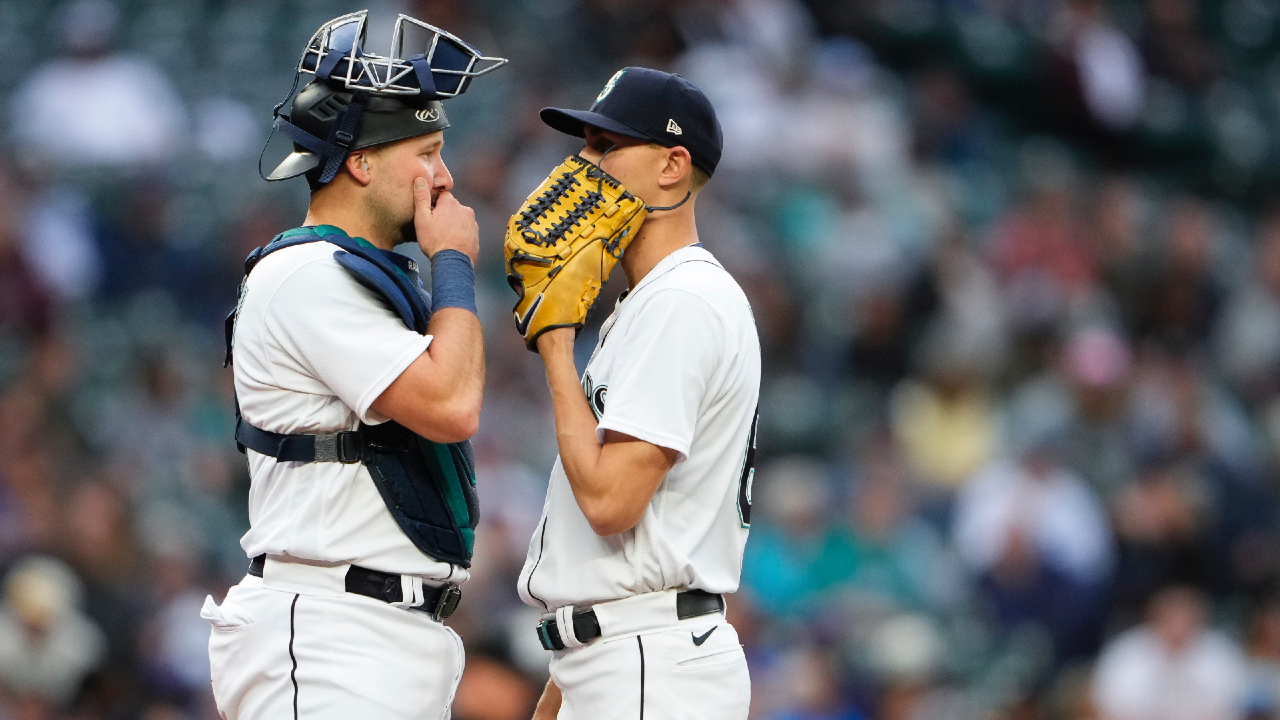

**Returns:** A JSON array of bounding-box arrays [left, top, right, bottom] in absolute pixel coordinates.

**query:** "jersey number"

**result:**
[[737, 409, 758, 527]]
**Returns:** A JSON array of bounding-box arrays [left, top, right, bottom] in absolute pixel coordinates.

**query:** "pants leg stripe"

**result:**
[[289, 594, 300, 720], [637, 635, 646, 720]]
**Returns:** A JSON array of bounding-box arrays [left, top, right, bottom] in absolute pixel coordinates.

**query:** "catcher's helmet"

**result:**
[[263, 10, 507, 185]]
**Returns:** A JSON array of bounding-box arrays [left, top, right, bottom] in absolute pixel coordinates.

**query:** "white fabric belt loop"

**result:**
[[556, 604, 587, 649], [589, 589, 684, 640], [260, 555, 348, 596], [391, 575, 425, 609]]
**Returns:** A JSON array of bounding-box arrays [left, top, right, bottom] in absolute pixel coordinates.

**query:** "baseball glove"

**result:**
[[505, 155, 647, 350]]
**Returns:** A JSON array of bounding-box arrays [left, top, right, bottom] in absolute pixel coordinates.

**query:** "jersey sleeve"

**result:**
[[594, 288, 725, 462], [263, 257, 432, 423]]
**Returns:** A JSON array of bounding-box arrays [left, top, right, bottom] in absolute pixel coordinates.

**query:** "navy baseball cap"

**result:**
[[541, 67, 724, 177]]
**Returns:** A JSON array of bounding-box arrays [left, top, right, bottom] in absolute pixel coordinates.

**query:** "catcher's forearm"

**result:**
[[371, 307, 484, 442], [538, 330, 673, 535], [531, 679, 562, 720]]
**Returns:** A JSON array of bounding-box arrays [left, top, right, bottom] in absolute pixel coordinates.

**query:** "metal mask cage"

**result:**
[[297, 10, 507, 97]]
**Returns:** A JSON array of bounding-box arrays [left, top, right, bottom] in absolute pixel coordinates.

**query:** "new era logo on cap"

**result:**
[[666, 119, 682, 135]]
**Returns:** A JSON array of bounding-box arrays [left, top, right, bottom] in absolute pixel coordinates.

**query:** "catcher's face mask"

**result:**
[[299, 11, 507, 97], [261, 10, 507, 184]]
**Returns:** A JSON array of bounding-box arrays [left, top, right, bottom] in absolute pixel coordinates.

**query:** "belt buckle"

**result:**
[[432, 583, 462, 621]]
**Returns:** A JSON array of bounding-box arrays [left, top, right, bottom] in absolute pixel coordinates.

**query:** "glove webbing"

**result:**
[[545, 192, 605, 242], [517, 174, 582, 233]]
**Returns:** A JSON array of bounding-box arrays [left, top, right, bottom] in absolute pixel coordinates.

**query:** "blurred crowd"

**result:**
[[4, 0, 1280, 719]]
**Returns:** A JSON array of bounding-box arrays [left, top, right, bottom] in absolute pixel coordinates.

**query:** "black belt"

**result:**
[[248, 554, 461, 621], [235, 419, 415, 464], [536, 590, 724, 651]]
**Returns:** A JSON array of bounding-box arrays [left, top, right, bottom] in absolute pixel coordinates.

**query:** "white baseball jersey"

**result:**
[[232, 234, 466, 582], [518, 245, 760, 611]]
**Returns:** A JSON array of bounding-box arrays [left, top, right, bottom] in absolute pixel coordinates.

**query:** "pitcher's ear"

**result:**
[[660, 146, 693, 189]]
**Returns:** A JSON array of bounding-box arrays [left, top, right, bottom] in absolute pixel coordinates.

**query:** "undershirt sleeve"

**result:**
[[264, 258, 432, 423], [594, 288, 725, 462]]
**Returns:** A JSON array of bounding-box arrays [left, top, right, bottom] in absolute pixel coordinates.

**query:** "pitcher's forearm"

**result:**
[[537, 329, 674, 535], [538, 330, 606, 491]]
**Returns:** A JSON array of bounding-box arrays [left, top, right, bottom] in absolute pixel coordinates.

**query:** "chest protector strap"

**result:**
[[224, 228, 479, 567]]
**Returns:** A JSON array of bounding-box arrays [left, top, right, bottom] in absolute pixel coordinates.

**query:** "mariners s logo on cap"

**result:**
[[596, 69, 625, 103]]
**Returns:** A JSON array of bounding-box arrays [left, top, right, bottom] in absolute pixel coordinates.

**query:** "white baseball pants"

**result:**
[[549, 594, 750, 719], [203, 574, 464, 720]]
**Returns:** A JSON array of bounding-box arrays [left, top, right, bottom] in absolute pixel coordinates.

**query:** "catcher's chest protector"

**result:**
[[224, 227, 479, 567]]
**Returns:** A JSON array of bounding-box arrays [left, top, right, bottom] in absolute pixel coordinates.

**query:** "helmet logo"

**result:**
[[416, 108, 441, 122], [596, 70, 625, 103]]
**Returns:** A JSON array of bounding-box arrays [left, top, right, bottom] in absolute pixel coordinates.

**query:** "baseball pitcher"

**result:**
[[506, 67, 761, 719], [200, 12, 504, 719]]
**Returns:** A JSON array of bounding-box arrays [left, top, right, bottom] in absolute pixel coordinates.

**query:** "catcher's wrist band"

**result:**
[[430, 249, 477, 314]]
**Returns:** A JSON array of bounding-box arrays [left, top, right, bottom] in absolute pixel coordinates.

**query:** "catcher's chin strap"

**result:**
[[595, 144, 692, 213]]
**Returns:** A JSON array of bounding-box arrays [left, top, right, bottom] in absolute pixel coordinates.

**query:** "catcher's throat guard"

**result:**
[[504, 154, 650, 350]]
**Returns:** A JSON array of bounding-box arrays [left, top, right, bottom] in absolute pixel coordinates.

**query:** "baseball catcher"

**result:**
[[201, 12, 503, 719]]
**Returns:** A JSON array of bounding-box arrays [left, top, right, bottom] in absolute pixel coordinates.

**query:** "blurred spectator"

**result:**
[[0, 556, 107, 705], [954, 437, 1114, 659], [21, 185, 103, 303], [767, 647, 866, 720], [911, 68, 995, 168], [140, 548, 215, 704], [1005, 326, 1135, 497], [1140, 0, 1222, 90], [845, 272, 938, 389], [1216, 212, 1280, 407], [1110, 461, 1211, 621], [1126, 348, 1257, 480], [1136, 197, 1225, 349], [1050, 0, 1146, 132], [0, 178, 52, 340], [95, 180, 213, 313], [1093, 586, 1247, 720], [863, 614, 951, 720], [818, 444, 961, 612], [1244, 597, 1280, 716], [988, 177, 1097, 335], [741, 457, 840, 616], [10, 0, 186, 170], [890, 328, 1000, 491]]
